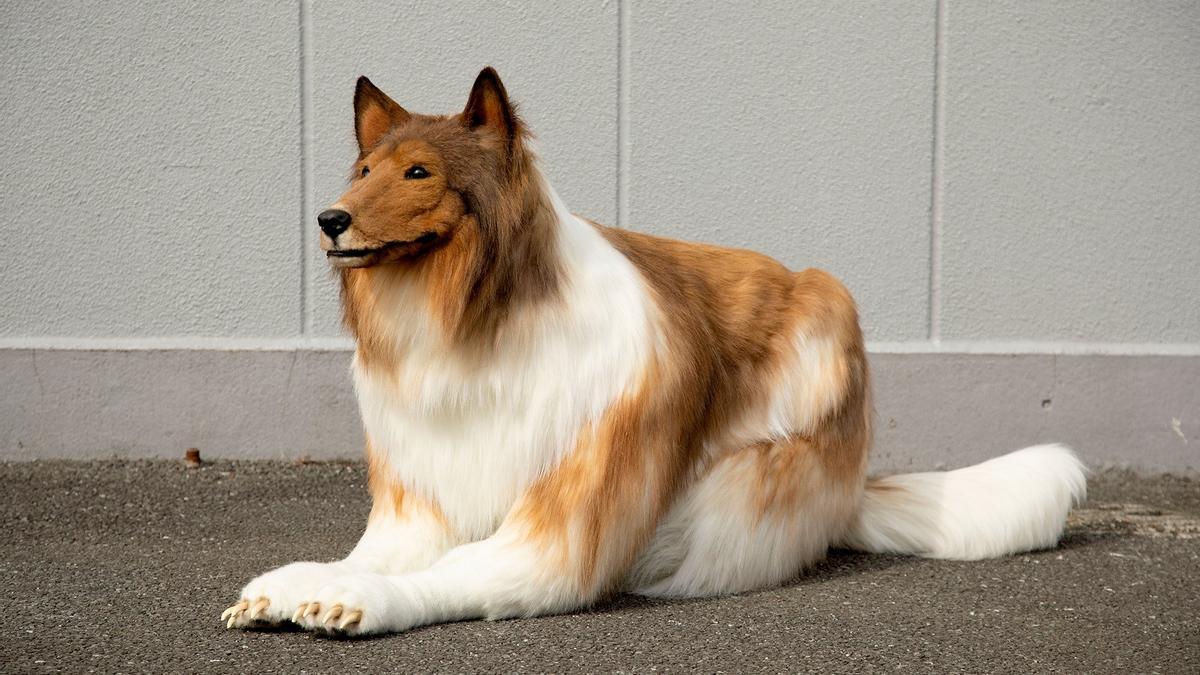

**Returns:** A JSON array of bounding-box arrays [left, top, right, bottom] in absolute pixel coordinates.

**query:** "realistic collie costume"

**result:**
[[223, 68, 1086, 635]]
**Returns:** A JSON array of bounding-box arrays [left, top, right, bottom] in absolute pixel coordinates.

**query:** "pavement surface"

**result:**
[[1, 460, 1197, 674]]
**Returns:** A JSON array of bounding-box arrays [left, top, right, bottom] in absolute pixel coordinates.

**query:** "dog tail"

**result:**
[[841, 444, 1087, 560]]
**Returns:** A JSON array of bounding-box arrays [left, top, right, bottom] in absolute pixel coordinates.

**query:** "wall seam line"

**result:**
[[616, 0, 630, 229], [299, 0, 314, 334], [928, 0, 946, 344]]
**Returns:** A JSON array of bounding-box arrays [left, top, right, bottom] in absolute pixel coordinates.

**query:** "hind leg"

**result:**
[[628, 436, 864, 598]]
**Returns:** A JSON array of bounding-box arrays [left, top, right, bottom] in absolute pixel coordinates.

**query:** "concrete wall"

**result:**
[[2, 1, 1197, 470]]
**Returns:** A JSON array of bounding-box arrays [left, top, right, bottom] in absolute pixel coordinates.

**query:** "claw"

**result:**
[[221, 599, 249, 622], [221, 599, 249, 627], [337, 609, 363, 631], [250, 597, 270, 620], [321, 604, 344, 626], [292, 603, 309, 623], [303, 603, 321, 620]]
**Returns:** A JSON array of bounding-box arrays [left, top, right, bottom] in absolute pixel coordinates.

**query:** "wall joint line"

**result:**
[[928, 0, 946, 343], [616, 0, 630, 229], [299, 0, 315, 334]]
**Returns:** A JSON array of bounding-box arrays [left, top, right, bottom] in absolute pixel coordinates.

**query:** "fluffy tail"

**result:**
[[842, 444, 1087, 560]]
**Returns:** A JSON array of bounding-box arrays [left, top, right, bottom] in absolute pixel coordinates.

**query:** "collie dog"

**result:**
[[223, 68, 1086, 635]]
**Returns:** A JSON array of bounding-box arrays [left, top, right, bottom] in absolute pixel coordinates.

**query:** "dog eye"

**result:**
[[360, 166, 370, 177], [404, 165, 430, 180]]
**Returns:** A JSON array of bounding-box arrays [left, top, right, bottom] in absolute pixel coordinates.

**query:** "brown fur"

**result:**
[[747, 436, 823, 516], [365, 438, 449, 530], [599, 228, 870, 486], [333, 70, 561, 363], [333, 69, 870, 601], [506, 228, 869, 597]]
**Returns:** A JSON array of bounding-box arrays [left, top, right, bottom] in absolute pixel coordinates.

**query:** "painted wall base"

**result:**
[[2, 349, 1195, 473]]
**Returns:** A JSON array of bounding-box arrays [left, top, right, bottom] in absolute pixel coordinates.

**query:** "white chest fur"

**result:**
[[353, 196, 656, 542]]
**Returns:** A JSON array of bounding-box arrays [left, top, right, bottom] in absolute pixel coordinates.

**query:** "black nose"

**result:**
[[318, 209, 351, 239]]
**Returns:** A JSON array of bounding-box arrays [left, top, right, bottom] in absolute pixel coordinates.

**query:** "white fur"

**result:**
[[630, 454, 858, 598], [286, 177, 664, 633], [344, 503, 455, 574], [230, 496, 456, 625], [842, 444, 1088, 560], [294, 527, 582, 634], [227, 165, 1088, 635], [725, 332, 848, 445], [628, 325, 860, 598], [354, 175, 657, 541], [227, 174, 659, 631]]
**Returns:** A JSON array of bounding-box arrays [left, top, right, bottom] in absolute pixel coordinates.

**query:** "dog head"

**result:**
[[320, 67, 524, 268]]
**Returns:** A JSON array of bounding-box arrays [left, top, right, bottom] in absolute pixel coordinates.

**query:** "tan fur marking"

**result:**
[[597, 227, 869, 463], [506, 234, 871, 598], [512, 365, 693, 595], [365, 438, 448, 529], [788, 268, 872, 485], [747, 437, 822, 516], [334, 71, 874, 612], [335, 78, 561, 357]]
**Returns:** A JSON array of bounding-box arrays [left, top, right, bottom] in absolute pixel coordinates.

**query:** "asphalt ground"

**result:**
[[1, 460, 1197, 673]]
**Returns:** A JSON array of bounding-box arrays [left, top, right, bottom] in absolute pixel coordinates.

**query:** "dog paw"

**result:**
[[221, 561, 348, 629], [295, 572, 412, 636]]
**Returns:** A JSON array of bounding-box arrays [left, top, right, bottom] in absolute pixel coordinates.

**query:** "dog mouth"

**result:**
[[327, 247, 389, 259], [326, 232, 439, 266]]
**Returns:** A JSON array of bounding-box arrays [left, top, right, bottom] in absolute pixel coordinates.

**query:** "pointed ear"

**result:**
[[463, 67, 516, 140], [354, 76, 409, 152]]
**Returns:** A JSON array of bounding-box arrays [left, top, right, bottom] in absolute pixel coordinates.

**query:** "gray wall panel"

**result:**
[[941, 2, 1200, 341], [0, 348, 361, 461], [2, 2, 1198, 466], [0, 1, 302, 337], [4, 349, 1194, 472], [872, 353, 1199, 472], [627, 1, 936, 341]]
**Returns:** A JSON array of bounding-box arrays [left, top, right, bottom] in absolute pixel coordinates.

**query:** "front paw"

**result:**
[[295, 572, 413, 636], [222, 561, 348, 629]]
